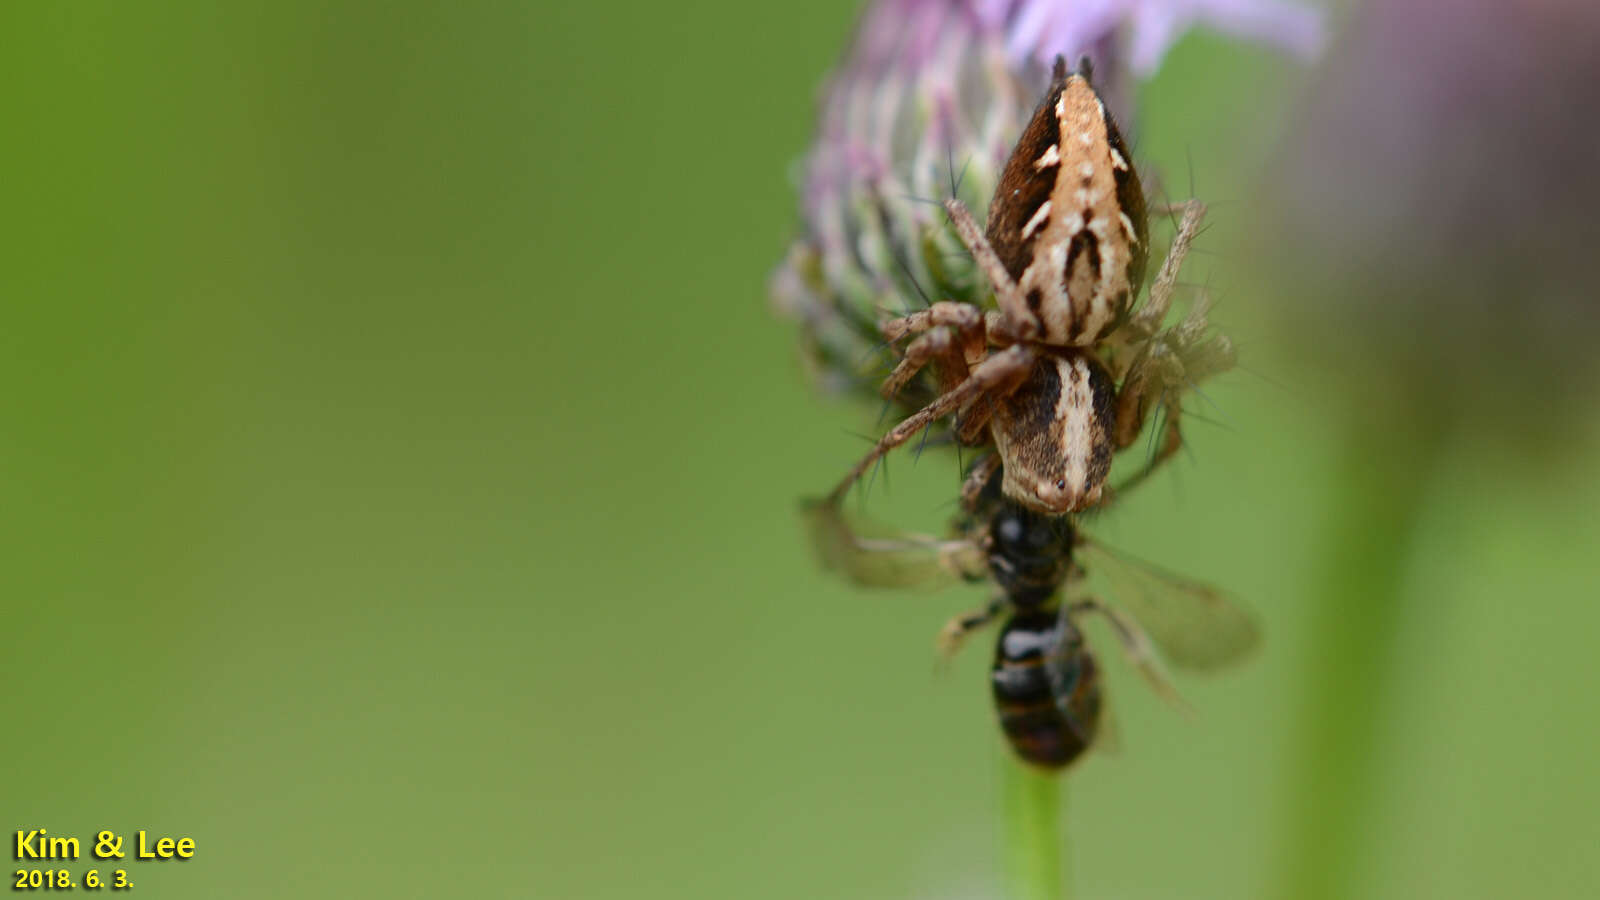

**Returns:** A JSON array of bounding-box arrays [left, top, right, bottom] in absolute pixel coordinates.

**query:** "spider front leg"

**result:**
[[880, 301, 985, 347], [943, 198, 1039, 341], [878, 302, 986, 399], [827, 345, 1035, 505]]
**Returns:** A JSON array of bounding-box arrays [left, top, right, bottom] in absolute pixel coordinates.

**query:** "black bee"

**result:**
[[984, 500, 1102, 768], [806, 462, 1257, 771]]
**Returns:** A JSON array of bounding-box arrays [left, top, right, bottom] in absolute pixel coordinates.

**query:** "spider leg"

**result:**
[[1112, 382, 1185, 497], [959, 454, 1002, 514], [828, 345, 1035, 505], [1113, 340, 1181, 450], [881, 328, 962, 400], [943, 198, 1037, 341], [880, 301, 985, 350], [1146, 201, 1198, 218], [1129, 198, 1206, 339], [1108, 232, 1236, 498], [879, 303, 987, 399]]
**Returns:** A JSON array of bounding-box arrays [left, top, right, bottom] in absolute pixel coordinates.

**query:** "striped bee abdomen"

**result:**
[[991, 610, 1102, 769]]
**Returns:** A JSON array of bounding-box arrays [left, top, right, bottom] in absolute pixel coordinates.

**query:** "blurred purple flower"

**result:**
[[1002, 0, 1322, 73], [773, 0, 1323, 399], [1262, 0, 1600, 433]]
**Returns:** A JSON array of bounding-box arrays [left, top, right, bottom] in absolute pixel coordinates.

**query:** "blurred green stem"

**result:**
[[1272, 412, 1446, 900], [1004, 755, 1065, 900]]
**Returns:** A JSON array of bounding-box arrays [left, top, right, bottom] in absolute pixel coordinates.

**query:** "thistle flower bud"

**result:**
[[772, 0, 1324, 403]]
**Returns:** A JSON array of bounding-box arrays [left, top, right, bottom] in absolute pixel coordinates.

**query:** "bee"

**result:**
[[806, 462, 1258, 770], [982, 497, 1104, 768], [825, 56, 1234, 516]]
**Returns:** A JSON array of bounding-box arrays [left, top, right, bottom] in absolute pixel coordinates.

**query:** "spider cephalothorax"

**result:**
[[826, 56, 1233, 514], [989, 350, 1117, 512]]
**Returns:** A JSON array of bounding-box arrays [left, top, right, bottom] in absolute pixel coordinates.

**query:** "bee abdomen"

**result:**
[[991, 611, 1101, 769]]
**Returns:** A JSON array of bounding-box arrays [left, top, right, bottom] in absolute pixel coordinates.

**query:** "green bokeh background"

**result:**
[[5, 3, 1598, 898]]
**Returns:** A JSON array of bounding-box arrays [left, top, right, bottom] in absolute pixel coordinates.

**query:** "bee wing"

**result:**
[[1038, 616, 1112, 757], [1071, 599, 1195, 717], [1087, 683, 1123, 759], [801, 499, 984, 589], [1076, 537, 1261, 671]]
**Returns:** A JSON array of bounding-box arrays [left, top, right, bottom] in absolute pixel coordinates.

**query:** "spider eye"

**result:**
[[1054, 478, 1068, 491]]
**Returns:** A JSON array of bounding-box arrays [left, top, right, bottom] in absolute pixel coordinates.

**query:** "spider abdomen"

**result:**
[[984, 66, 1148, 347]]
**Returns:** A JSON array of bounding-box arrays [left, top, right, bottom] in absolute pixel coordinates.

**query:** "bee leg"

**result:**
[[802, 499, 985, 588], [936, 595, 1006, 664], [1067, 599, 1192, 716], [827, 345, 1034, 505]]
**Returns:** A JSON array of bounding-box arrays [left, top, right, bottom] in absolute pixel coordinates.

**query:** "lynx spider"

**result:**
[[826, 57, 1234, 516]]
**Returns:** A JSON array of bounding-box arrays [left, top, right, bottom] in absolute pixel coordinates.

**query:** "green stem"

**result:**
[[1003, 755, 1066, 900], [1271, 414, 1446, 900]]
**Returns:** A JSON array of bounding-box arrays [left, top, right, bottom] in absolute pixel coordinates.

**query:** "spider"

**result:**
[[825, 56, 1234, 515]]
